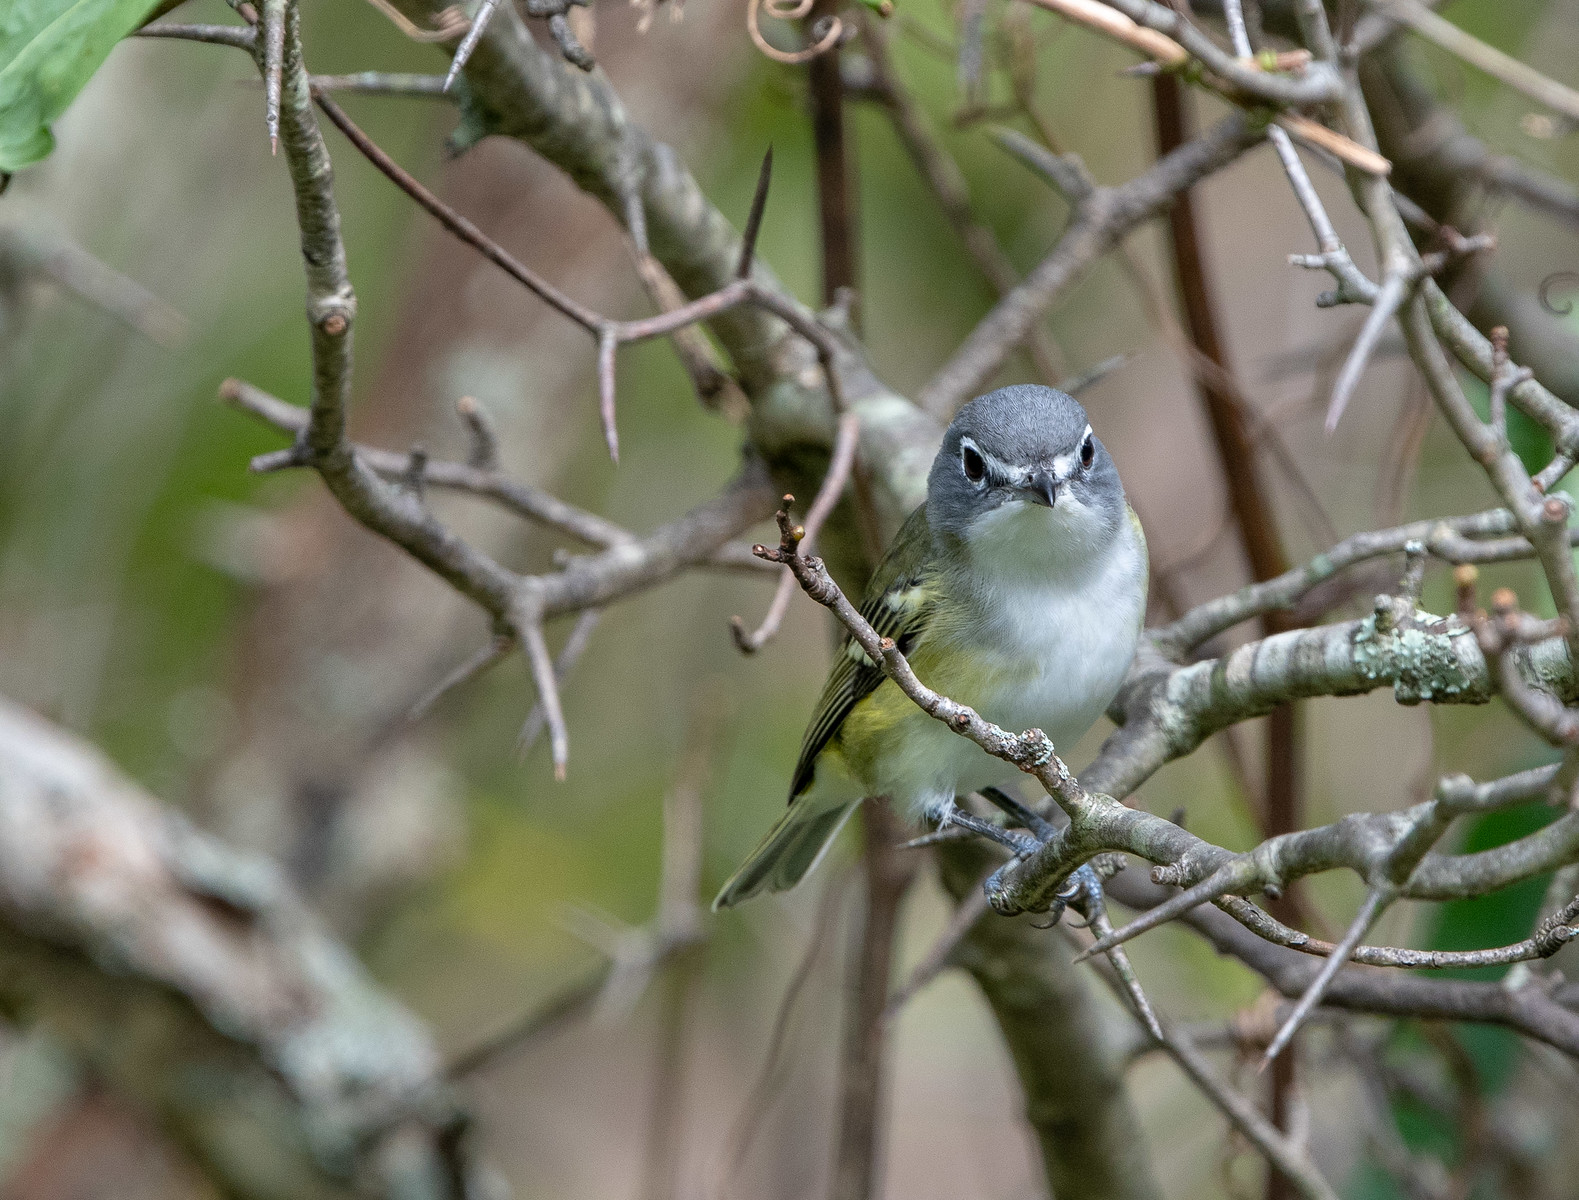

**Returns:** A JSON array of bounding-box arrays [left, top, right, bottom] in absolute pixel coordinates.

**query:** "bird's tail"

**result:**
[[712, 799, 858, 909]]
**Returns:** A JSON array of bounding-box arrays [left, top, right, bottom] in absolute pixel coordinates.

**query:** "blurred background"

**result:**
[[2, 0, 1578, 1196]]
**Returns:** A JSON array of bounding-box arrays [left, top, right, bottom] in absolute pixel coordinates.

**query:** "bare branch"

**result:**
[[1152, 505, 1579, 655], [1215, 886, 1579, 969], [221, 378, 633, 549], [919, 112, 1264, 417], [1368, 0, 1579, 124], [0, 700, 487, 1198], [1114, 872, 1579, 1057], [1027, 0, 1346, 108], [309, 70, 452, 97], [134, 20, 257, 48], [736, 147, 774, 281], [1161, 1025, 1340, 1200], [260, 0, 285, 151], [313, 89, 604, 332]]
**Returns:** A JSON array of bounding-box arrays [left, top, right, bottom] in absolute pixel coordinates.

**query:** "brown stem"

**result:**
[[936, 843, 1163, 1200], [1150, 71, 1303, 1200], [1150, 75, 1288, 586], [808, 0, 858, 322], [829, 801, 916, 1200]]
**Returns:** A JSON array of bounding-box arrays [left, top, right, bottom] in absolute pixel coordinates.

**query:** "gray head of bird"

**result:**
[[926, 384, 1128, 577]]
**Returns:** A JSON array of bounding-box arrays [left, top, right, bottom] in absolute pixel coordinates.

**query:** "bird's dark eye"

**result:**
[[961, 444, 986, 484], [1079, 434, 1095, 470]]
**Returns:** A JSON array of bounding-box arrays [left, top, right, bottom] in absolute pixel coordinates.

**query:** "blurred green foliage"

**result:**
[[0, 0, 158, 170]]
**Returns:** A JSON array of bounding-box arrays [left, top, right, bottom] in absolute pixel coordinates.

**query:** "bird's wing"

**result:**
[[1127, 501, 1149, 632], [788, 503, 937, 799]]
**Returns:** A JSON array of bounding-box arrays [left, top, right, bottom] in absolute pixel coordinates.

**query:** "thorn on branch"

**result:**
[[444, 0, 503, 91], [516, 605, 576, 780], [519, 609, 601, 765], [403, 443, 429, 498], [597, 325, 620, 462], [1326, 269, 1409, 433], [736, 148, 774, 281], [455, 394, 499, 468]]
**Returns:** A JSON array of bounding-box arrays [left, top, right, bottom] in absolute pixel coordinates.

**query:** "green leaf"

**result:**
[[0, 0, 160, 172]]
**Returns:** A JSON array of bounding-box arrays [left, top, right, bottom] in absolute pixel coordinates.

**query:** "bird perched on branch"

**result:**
[[715, 385, 1147, 907]]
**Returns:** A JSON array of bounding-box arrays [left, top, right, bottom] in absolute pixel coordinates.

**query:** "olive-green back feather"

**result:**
[[788, 504, 937, 798]]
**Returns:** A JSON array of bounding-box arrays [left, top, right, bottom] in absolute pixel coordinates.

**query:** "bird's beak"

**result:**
[[1023, 469, 1058, 508]]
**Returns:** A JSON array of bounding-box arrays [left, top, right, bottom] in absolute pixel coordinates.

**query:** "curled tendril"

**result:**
[[747, 0, 843, 64], [1540, 270, 1579, 316]]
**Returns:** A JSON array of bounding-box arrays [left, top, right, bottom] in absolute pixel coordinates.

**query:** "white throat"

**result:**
[[961, 494, 1119, 584]]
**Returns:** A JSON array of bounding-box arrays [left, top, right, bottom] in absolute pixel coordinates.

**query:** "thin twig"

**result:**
[[312, 90, 604, 331], [732, 413, 859, 653], [713, 870, 851, 1200], [1162, 1026, 1341, 1200], [406, 631, 515, 722], [1368, 0, 1579, 124], [883, 888, 988, 1017], [260, 0, 285, 152], [1261, 886, 1390, 1067]]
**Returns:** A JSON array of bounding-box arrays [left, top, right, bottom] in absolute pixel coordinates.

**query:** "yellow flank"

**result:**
[[833, 633, 1011, 782]]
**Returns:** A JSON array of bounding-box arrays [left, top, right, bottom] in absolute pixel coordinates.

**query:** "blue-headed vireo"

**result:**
[[714, 385, 1147, 908]]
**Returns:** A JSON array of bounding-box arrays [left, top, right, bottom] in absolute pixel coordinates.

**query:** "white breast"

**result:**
[[848, 503, 1147, 818], [968, 512, 1146, 745], [802, 499, 1147, 821]]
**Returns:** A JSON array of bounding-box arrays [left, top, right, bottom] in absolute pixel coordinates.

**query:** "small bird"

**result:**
[[714, 385, 1148, 908]]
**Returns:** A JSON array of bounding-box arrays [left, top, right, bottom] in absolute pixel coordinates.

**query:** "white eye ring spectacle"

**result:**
[[961, 442, 987, 485], [1079, 433, 1095, 470]]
